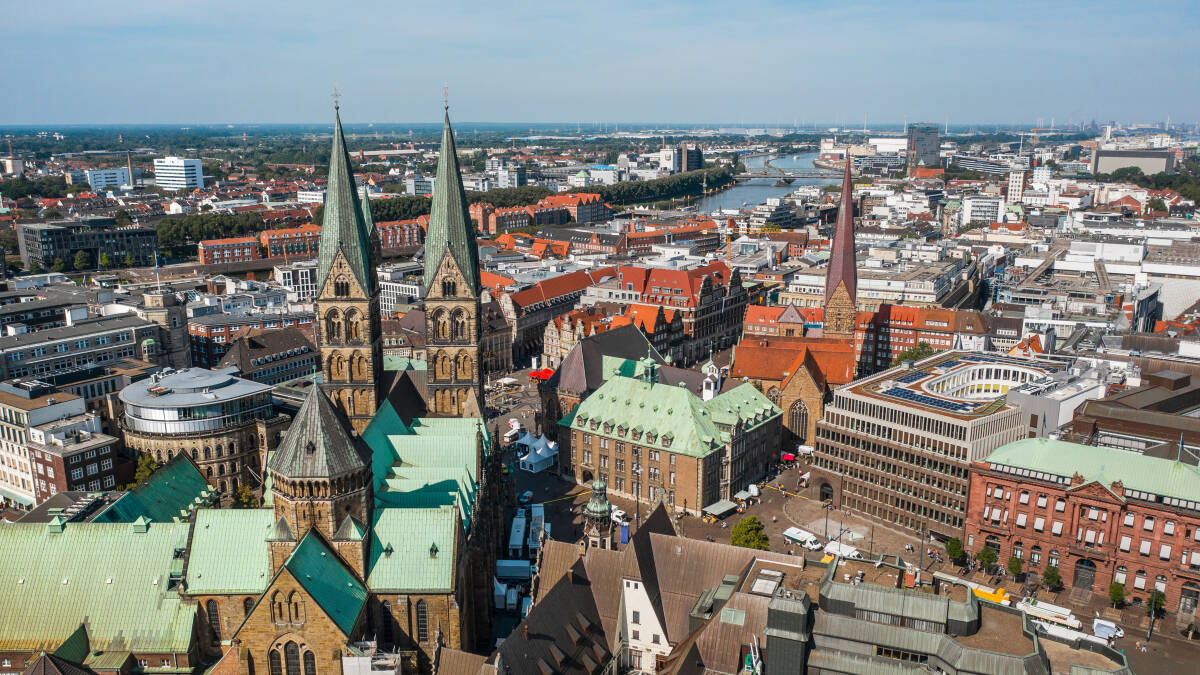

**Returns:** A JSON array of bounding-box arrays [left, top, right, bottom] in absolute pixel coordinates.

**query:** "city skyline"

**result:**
[[2, 0, 1198, 125]]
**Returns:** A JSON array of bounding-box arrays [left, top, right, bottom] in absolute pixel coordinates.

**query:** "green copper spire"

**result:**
[[317, 107, 374, 295], [423, 110, 480, 293]]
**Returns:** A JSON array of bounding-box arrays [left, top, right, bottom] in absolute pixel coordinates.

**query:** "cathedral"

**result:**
[[180, 104, 506, 675]]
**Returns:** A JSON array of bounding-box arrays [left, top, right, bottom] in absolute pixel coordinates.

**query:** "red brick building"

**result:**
[[377, 218, 425, 249], [259, 223, 322, 258], [539, 193, 611, 223], [966, 437, 1200, 616], [197, 236, 263, 265]]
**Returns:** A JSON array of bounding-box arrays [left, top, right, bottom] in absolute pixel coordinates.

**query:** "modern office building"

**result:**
[[1093, 149, 1175, 175], [17, 217, 157, 270], [680, 143, 704, 172], [0, 314, 168, 379], [960, 196, 1004, 226], [811, 351, 1060, 540], [85, 167, 140, 190], [119, 366, 289, 502], [906, 122, 940, 171], [0, 379, 87, 509], [274, 259, 319, 302], [153, 156, 204, 190], [1007, 170, 1025, 205], [497, 165, 527, 188], [187, 312, 314, 368]]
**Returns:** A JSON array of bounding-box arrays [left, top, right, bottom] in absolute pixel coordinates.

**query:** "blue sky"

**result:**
[[2, 0, 1197, 125]]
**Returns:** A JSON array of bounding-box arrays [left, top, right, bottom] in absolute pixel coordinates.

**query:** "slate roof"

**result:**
[[93, 453, 215, 523], [0, 521, 196, 654], [423, 111, 480, 294], [268, 387, 368, 480], [984, 437, 1200, 505], [317, 109, 374, 295], [216, 327, 314, 376], [184, 508, 274, 595], [554, 324, 661, 394], [283, 531, 367, 636], [22, 653, 96, 675]]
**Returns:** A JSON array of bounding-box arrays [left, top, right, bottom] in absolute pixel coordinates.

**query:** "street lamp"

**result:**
[[822, 500, 834, 540], [632, 464, 643, 532]]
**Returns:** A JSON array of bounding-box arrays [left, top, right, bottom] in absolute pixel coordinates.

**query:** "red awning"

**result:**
[[781, 453, 796, 461], [528, 368, 555, 380]]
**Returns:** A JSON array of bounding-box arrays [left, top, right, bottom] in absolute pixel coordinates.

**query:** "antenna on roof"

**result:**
[[442, 84, 449, 112]]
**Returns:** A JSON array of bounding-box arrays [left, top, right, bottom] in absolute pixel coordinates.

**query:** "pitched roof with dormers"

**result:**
[[317, 109, 374, 294]]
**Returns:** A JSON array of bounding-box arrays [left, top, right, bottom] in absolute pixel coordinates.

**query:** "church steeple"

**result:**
[[423, 106, 483, 417], [423, 110, 480, 294], [823, 159, 858, 340], [314, 104, 384, 433], [317, 108, 374, 296]]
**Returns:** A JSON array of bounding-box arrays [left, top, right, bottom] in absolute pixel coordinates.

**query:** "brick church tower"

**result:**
[[823, 159, 858, 340]]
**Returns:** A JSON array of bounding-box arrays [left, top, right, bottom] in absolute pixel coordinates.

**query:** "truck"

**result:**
[[1092, 617, 1124, 640], [782, 527, 823, 551], [496, 559, 534, 581], [508, 512, 527, 559], [1016, 597, 1081, 630], [823, 541, 862, 560]]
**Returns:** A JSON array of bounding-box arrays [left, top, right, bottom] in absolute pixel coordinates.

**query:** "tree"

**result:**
[[73, 250, 92, 271], [100, 253, 112, 269], [1042, 565, 1062, 590], [28, 261, 41, 275], [124, 253, 135, 267], [730, 516, 771, 551], [975, 547, 998, 570], [1147, 197, 1168, 213], [945, 537, 965, 563], [1108, 582, 1126, 608], [126, 454, 160, 489], [42, 209, 62, 219], [51, 258, 66, 273], [232, 485, 258, 508], [1007, 556, 1023, 578], [891, 341, 938, 367], [1148, 590, 1166, 616]]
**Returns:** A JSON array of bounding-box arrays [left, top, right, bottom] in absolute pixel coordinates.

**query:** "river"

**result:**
[[692, 151, 839, 214]]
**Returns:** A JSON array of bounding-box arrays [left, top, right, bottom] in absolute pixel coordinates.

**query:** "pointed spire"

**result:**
[[317, 106, 373, 295], [423, 108, 480, 293], [824, 158, 857, 304]]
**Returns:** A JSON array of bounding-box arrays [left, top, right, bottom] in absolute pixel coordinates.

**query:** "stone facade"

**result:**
[[425, 253, 482, 417], [316, 251, 384, 435]]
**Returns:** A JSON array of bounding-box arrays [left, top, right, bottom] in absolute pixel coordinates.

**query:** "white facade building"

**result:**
[[1006, 171, 1024, 206], [960, 196, 1003, 226], [85, 168, 139, 190], [153, 157, 204, 191]]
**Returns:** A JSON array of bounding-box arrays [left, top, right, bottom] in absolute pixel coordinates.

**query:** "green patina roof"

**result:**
[[283, 531, 367, 636], [0, 521, 195, 654], [367, 506, 457, 592], [317, 109, 374, 295], [94, 454, 214, 523], [423, 111, 480, 294], [269, 387, 368, 480], [184, 508, 274, 595], [333, 515, 367, 541], [985, 438, 1200, 504], [561, 374, 780, 459], [53, 624, 90, 663], [383, 355, 427, 372]]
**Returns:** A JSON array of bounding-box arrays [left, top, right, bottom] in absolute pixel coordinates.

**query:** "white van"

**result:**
[[1092, 618, 1124, 640], [782, 527, 823, 551], [823, 541, 862, 560]]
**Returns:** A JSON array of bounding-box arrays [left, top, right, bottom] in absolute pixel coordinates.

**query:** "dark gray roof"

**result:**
[[0, 315, 155, 350], [555, 324, 662, 394], [268, 387, 367, 479]]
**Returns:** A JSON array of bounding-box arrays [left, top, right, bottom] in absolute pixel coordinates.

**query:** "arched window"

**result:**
[[416, 599, 429, 643], [206, 466, 213, 478], [288, 591, 305, 624], [789, 400, 809, 443], [203, 446, 212, 460], [1030, 546, 1042, 566], [324, 309, 343, 343], [269, 651, 282, 675], [766, 387, 780, 406], [244, 597, 254, 616], [303, 651, 316, 675], [452, 310, 467, 341], [433, 310, 449, 340], [334, 276, 350, 298], [442, 279, 457, 297], [284, 642, 301, 675], [1049, 550, 1059, 567], [272, 592, 284, 624], [380, 600, 394, 645], [206, 599, 222, 639], [345, 310, 362, 343]]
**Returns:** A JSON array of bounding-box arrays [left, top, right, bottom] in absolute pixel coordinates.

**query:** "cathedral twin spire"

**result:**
[[824, 158, 857, 306], [423, 110, 481, 294], [316, 108, 375, 296]]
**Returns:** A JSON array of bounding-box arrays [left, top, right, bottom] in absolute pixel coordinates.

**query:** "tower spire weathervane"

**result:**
[[442, 84, 449, 111], [332, 87, 341, 111]]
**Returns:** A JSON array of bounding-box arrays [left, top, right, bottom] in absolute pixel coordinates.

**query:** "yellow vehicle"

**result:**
[[972, 587, 1010, 605]]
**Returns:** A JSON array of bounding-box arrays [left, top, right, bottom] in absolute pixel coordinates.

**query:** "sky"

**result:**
[[2, 0, 1198, 126]]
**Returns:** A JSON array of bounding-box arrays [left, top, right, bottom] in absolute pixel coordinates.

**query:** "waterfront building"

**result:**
[[153, 156, 204, 190]]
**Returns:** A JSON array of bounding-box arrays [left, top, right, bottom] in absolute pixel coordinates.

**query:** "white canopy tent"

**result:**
[[517, 432, 559, 473]]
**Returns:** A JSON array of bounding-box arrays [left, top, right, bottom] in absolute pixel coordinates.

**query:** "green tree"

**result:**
[[1108, 582, 1126, 608], [945, 537, 965, 563], [42, 209, 62, 219], [975, 547, 998, 570], [126, 454, 160, 489], [232, 485, 258, 508], [124, 252, 135, 267], [114, 210, 132, 227], [1146, 197, 1168, 212], [891, 341, 938, 367], [51, 258, 66, 273], [730, 516, 771, 551], [959, 219, 989, 233], [1148, 590, 1165, 615], [1042, 566, 1062, 590], [1007, 556, 1023, 578], [28, 261, 41, 275], [100, 253, 112, 269], [73, 250, 92, 271]]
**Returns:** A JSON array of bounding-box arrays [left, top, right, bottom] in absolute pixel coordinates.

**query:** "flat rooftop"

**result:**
[[851, 352, 1062, 420], [119, 367, 270, 408], [953, 604, 1034, 657], [831, 558, 969, 603]]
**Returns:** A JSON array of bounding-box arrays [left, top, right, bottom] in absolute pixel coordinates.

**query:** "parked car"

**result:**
[[611, 508, 628, 523], [519, 490, 534, 504]]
